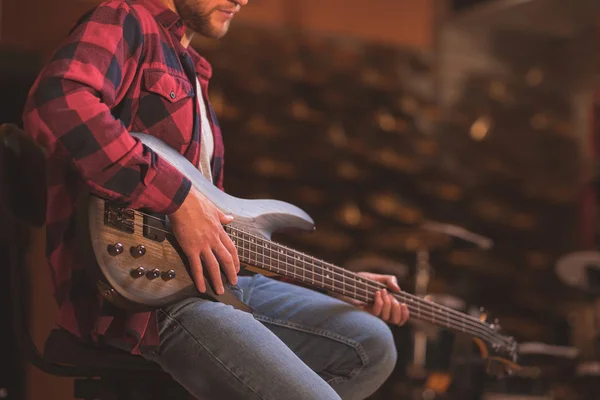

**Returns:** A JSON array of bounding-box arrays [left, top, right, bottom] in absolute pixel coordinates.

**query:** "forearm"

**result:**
[[23, 87, 190, 214], [22, 1, 191, 214]]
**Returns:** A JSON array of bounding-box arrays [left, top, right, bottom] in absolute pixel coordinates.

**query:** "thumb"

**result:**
[[218, 210, 234, 224]]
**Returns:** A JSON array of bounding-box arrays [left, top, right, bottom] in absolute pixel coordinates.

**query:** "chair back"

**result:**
[[0, 123, 168, 379], [0, 123, 51, 372], [0, 123, 46, 227]]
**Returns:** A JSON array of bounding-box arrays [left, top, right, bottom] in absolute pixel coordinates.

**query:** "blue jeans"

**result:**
[[140, 274, 397, 400]]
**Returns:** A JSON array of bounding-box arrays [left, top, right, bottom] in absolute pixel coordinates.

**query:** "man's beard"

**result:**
[[174, 0, 229, 39]]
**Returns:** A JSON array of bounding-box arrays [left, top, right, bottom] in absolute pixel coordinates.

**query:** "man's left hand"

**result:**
[[356, 272, 410, 327]]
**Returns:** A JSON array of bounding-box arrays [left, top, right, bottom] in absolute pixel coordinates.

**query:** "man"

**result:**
[[23, 0, 410, 399]]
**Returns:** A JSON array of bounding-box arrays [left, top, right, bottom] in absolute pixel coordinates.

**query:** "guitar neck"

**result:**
[[226, 226, 497, 343]]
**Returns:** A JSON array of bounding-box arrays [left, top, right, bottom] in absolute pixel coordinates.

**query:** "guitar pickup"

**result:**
[[143, 212, 166, 242]]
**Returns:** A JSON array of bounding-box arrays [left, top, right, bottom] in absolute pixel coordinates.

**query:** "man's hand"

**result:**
[[168, 188, 240, 295], [356, 272, 410, 326]]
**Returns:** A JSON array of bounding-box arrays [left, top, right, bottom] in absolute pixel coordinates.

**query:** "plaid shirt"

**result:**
[[22, 0, 225, 354]]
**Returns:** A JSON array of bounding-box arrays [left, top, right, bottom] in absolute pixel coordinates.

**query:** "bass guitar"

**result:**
[[80, 132, 520, 377]]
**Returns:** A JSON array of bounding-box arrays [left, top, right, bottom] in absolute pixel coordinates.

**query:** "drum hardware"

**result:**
[[405, 292, 490, 400], [483, 395, 552, 400], [573, 360, 600, 400], [555, 251, 600, 400], [575, 361, 600, 377], [411, 248, 433, 380], [483, 342, 579, 400], [557, 254, 600, 375], [555, 251, 600, 295], [408, 221, 493, 384]]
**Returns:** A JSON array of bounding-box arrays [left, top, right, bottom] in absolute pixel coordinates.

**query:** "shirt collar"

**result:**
[[188, 47, 213, 81], [135, 0, 187, 38], [134, 0, 212, 79]]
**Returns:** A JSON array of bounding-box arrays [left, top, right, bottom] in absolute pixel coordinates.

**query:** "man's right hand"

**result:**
[[168, 188, 240, 295]]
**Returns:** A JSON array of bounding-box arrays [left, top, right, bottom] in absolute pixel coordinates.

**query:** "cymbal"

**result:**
[[367, 222, 493, 252], [367, 228, 452, 252], [420, 221, 494, 250], [519, 342, 579, 359], [344, 255, 409, 279], [555, 251, 600, 293]]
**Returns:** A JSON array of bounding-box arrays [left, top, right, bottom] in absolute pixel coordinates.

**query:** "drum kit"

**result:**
[[346, 222, 598, 400]]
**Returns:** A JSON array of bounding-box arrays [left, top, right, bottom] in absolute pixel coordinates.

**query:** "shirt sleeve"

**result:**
[[22, 1, 190, 215]]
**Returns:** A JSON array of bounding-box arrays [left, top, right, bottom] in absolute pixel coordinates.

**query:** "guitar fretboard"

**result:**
[[226, 226, 505, 347]]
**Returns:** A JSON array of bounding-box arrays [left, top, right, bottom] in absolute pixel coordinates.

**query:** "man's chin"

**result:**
[[199, 24, 230, 39], [214, 23, 231, 38]]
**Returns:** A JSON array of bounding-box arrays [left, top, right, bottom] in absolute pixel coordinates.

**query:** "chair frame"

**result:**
[[1, 124, 185, 399]]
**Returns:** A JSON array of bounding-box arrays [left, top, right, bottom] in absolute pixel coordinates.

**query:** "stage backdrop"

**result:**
[[1, 0, 441, 58], [0, 1, 439, 399]]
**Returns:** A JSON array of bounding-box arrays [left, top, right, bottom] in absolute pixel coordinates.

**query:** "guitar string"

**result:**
[[122, 213, 509, 347], [130, 209, 495, 329], [239, 244, 505, 345], [125, 209, 496, 332], [123, 215, 505, 346], [227, 225, 503, 330], [225, 226, 509, 344], [122, 210, 510, 346], [124, 210, 510, 346], [233, 231, 507, 346]]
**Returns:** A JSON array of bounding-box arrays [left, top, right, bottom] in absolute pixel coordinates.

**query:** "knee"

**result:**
[[360, 316, 397, 379]]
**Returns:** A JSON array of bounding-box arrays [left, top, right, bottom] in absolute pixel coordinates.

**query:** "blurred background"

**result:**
[[2, 0, 600, 399]]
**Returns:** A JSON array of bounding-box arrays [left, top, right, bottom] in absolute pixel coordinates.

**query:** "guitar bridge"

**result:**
[[104, 202, 135, 233]]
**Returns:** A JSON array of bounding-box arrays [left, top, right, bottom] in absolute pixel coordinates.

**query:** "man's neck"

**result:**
[[181, 29, 195, 48], [160, 0, 194, 48]]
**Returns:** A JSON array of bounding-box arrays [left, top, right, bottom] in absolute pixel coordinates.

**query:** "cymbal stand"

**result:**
[[408, 221, 493, 381], [411, 246, 432, 378]]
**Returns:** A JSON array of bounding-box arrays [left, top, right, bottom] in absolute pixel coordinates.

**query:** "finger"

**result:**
[[400, 304, 410, 326], [391, 298, 402, 325], [349, 299, 366, 308], [388, 276, 401, 293], [381, 289, 392, 321], [371, 291, 383, 316], [218, 209, 234, 225], [187, 251, 206, 293], [201, 248, 224, 295], [214, 242, 238, 286], [220, 230, 241, 273]]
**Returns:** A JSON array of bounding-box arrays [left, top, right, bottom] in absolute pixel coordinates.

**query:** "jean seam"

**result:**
[[242, 274, 260, 304], [158, 309, 269, 400], [253, 314, 369, 382]]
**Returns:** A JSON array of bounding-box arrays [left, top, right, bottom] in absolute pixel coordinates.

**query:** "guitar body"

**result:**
[[82, 132, 314, 311]]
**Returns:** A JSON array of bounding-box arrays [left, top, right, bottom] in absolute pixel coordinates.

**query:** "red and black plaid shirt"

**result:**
[[23, 0, 225, 354]]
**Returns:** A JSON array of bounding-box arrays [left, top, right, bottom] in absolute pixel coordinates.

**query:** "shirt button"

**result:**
[[170, 91, 176, 99]]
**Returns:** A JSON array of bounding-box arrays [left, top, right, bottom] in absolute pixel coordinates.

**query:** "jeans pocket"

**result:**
[[157, 310, 179, 337]]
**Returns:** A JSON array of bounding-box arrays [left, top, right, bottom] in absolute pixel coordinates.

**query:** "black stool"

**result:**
[[1, 123, 189, 400]]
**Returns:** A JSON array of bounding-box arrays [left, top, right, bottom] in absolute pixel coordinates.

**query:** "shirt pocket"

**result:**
[[134, 68, 195, 148]]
